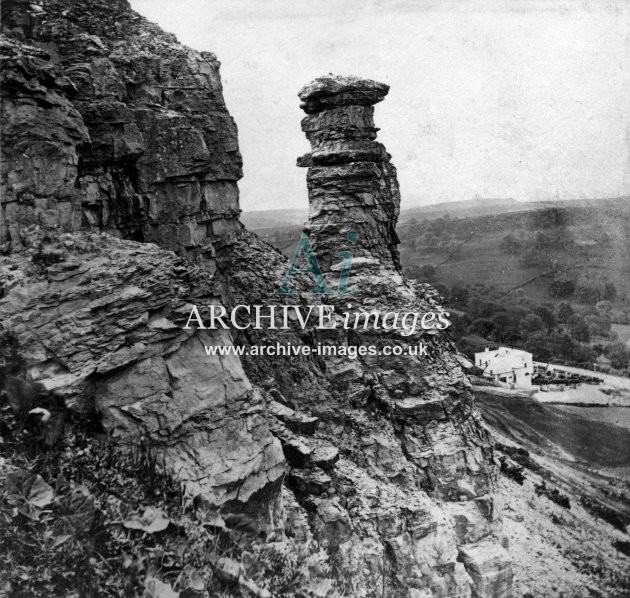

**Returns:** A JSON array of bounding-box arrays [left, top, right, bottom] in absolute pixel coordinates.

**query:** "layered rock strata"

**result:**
[[297, 75, 501, 504], [0, 0, 269, 520], [1, 2, 515, 595], [298, 75, 402, 272], [0, 228, 285, 512], [219, 77, 514, 596], [1, 0, 242, 260]]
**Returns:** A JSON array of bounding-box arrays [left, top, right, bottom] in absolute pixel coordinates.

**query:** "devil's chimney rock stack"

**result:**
[[298, 75, 402, 274]]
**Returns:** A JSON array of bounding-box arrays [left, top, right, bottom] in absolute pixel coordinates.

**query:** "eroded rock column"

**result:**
[[298, 75, 402, 273], [293, 75, 514, 597]]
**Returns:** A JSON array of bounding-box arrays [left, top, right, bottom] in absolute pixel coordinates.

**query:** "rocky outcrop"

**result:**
[[1, 0, 242, 260], [0, 37, 89, 251], [217, 77, 513, 596], [298, 75, 402, 273], [0, 0, 270, 519], [296, 75, 500, 502], [292, 77, 513, 597], [1, 3, 514, 595], [0, 228, 285, 512]]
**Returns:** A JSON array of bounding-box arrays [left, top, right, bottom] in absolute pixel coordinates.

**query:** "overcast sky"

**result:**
[[130, 0, 630, 212]]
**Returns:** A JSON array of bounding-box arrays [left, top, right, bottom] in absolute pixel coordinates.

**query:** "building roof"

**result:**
[[480, 358, 530, 375], [474, 346, 532, 360], [474, 346, 533, 376]]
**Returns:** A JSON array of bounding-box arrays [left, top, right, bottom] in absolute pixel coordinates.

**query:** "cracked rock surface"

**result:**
[[1, 4, 515, 597], [0, 229, 285, 510], [1, 0, 242, 259], [216, 77, 514, 597]]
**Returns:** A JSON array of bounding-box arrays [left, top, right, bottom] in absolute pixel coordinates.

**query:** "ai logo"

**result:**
[[275, 230, 359, 295]]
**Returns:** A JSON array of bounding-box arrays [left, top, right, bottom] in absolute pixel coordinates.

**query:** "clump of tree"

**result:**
[[584, 312, 612, 338], [606, 343, 630, 371], [440, 283, 604, 368], [549, 278, 618, 307], [567, 317, 590, 343], [535, 481, 571, 509], [500, 457, 526, 485], [499, 226, 574, 271], [405, 264, 436, 282], [548, 277, 576, 298], [575, 281, 617, 305], [555, 302, 575, 323]]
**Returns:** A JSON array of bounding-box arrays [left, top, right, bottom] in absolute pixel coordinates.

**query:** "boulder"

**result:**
[[458, 541, 514, 598]]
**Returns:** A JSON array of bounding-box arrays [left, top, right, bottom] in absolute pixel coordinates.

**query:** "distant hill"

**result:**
[[241, 197, 629, 232], [400, 197, 523, 221], [241, 208, 307, 231], [400, 196, 630, 222], [243, 198, 630, 302], [398, 196, 630, 305], [240, 199, 526, 232]]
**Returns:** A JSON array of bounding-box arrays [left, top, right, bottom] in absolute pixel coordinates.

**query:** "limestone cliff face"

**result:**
[[0, 228, 285, 513], [1, 4, 514, 596], [1, 0, 242, 260], [0, 0, 281, 518], [218, 78, 513, 597]]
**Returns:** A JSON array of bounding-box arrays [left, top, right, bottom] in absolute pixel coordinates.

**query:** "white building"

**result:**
[[474, 347, 533, 387]]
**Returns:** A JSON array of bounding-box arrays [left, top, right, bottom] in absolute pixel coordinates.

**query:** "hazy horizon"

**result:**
[[130, 0, 630, 212], [238, 194, 630, 215]]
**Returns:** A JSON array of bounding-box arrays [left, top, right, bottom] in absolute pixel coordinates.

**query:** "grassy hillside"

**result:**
[[476, 390, 630, 467], [399, 198, 630, 305]]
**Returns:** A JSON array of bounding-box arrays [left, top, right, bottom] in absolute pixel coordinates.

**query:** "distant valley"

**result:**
[[245, 196, 630, 306], [249, 196, 630, 374], [398, 196, 630, 305]]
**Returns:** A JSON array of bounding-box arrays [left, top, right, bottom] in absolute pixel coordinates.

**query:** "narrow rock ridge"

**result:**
[[1, 0, 242, 261], [298, 75, 402, 273]]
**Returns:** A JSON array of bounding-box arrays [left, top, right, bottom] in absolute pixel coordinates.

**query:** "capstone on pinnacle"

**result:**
[[298, 75, 389, 114]]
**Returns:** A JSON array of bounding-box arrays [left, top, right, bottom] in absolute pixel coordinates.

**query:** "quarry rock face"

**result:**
[[1, 3, 514, 596], [1, 0, 242, 260], [217, 77, 514, 596], [0, 229, 285, 511]]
